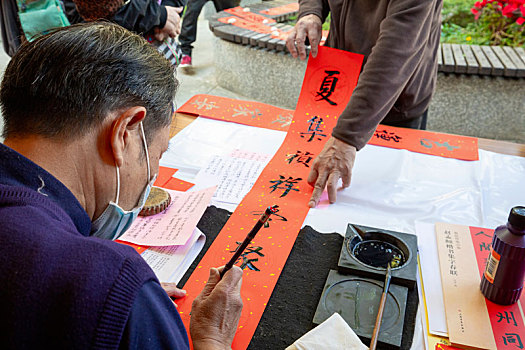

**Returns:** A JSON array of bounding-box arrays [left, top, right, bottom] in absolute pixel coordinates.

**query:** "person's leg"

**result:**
[[179, 0, 209, 57], [382, 109, 428, 130], [211, 0, 239, 12]]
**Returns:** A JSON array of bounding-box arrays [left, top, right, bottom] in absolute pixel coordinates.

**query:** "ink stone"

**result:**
[[338, 224, 418, 289], [313, 270, 408, 349]]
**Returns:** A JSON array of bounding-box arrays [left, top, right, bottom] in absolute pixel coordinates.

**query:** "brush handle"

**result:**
[[219, 206, 276, 278], [369, 264, 392, 350], [369, 291, 388, 350]]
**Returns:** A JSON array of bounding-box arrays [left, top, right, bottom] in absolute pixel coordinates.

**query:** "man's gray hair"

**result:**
[[0, 22, 178, 143]]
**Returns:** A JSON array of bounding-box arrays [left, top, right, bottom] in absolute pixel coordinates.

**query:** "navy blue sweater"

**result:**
[[0, 143, 189, 349]]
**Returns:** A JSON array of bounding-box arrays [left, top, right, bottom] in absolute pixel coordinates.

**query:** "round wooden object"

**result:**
[[139, 187, 171, 216]]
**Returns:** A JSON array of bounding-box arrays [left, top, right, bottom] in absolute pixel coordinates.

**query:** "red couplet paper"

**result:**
[[218, 16, 273, 34], [156, 166, 194, 191], [175, 46, 364, 349], [177, 94, 294, 131], [224, 6, 277, 24], [177, 95, 479, 160], [370, 126, 478, 161], [217, 16, 291, 40], [259, 2, 299, 16], [469, 226, 525, 347]]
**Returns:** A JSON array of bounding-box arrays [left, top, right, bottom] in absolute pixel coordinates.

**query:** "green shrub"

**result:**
[[285, 0, 524, 46], [442, 0, 524, 46]]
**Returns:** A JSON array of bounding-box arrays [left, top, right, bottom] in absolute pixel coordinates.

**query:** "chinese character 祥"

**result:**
[[502, 333, 523, 349], [316, 70, 340, 105], [251, 210, 287, 228], [374, 129, 402, 143], [497, 311, 518, 327], [232, 106, 263, 119], [191, 97, 220, 111], [300, 116, 326, 142], [285, 150, 314, 168], [269, 175, 302, 198], [271, 113, 293, 128], [231, 243, 264, 271]]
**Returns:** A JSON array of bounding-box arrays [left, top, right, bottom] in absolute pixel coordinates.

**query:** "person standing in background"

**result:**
[[178, 0, 239, 69], [71, 0, 185, 40], [286, 0, 443, 208]]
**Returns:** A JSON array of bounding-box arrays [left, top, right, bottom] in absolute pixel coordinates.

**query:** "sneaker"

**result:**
[[180, 54, 192, 68]]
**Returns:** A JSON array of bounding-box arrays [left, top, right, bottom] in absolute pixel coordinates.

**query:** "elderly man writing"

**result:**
[[287, 0, 443, 207], [0, 22, 241, 349]]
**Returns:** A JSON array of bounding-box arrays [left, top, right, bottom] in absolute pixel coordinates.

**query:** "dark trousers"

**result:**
[[381, 109, 428, 130], [179, 0, 238, 56]]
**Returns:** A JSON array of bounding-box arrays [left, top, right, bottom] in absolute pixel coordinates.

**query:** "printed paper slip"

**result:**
[[435, 222, 496, 349], [119, 186, 215, 246], [194, 151, 270, 204], [140, 228, 205, 283]]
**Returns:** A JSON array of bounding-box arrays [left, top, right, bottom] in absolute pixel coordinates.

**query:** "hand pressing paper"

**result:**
[[286, 313, 367, 350]]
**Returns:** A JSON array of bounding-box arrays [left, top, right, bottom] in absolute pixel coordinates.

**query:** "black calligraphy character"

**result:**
[[300, 116, 326, 142], [251, 210, 287, 228], [269, 175, 302, 198], [285, 150, 314, 168], [316, 70, 340, 105], [497, 311, 518, 327], [232, 243, 264, 271], [374, 130, 402, 143], [503, 333, 524, 349], [475, 230, 492, 238]]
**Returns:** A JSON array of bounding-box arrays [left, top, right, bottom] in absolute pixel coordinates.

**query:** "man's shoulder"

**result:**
[[0, 183, 76, 228], [0, 182, 154, 281]]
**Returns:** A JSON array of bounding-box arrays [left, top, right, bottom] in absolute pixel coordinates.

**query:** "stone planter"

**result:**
[[210, 1, 525, 143]]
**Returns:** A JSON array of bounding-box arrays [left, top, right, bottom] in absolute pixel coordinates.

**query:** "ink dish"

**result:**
[[338, 224, 418, 289]]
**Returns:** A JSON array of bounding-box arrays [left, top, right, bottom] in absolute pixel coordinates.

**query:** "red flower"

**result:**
[[502, 4, 516, 17], [517, 17, 525, 24]]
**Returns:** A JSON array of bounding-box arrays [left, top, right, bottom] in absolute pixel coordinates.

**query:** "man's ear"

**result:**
[[110, 106, 147, 168]]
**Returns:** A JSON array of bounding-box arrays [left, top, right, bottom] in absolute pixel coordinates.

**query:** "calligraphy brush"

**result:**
[[219, 205, 279, 278], [369, 261, 392, 350]]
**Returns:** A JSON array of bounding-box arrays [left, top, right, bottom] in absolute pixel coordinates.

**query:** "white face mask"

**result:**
[[91, 123, 156, 240]]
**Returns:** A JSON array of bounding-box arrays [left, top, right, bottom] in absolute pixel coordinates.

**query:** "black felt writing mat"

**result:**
[[178, 206, 418, 349]]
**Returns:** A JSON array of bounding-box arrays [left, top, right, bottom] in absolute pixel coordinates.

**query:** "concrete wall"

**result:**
[[214, 37, 525, 144]]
